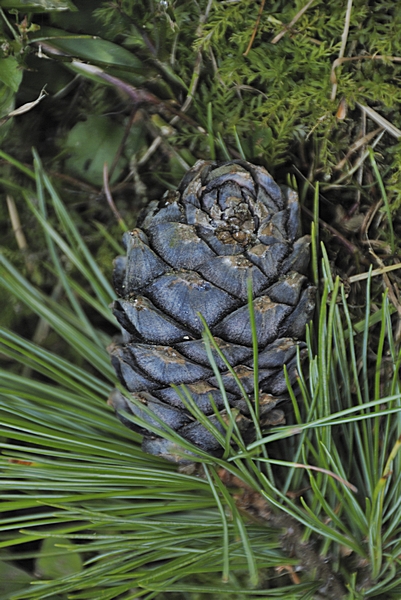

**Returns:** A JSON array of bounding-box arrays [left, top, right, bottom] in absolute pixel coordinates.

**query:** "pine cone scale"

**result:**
[[147, 272, 239, 333], [148, 222, 216, 270]]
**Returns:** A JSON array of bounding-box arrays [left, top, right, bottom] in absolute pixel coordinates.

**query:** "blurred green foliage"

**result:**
[[1, 0, 401, 173]]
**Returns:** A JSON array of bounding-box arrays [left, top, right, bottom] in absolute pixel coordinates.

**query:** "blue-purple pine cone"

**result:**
[[108, 160, 315, 462]]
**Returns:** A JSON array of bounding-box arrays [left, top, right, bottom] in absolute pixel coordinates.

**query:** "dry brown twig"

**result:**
[[331, 0, 353, 100], [356, 102, 401, 140], [7, 195, 65, 374], [360, 198, 383, 244], [368, 248, 401, 343], [348, 263, 401, 284], [333, 128, 381, 172], [244, 0, 266, 55], [7, 195, 28, 255], [271, 0, 315, 45], [102, 163, 127, 230], [331, 130, 385, 186]]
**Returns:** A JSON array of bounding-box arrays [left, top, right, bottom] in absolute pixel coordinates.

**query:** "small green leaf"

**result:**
[[0, 559, 32, 595], [32, 27, 144, 74], [35, 537, 84, 579], [0, 83, 15, 130], [0, 57, 22, 92], [65, 115, 126, 186]]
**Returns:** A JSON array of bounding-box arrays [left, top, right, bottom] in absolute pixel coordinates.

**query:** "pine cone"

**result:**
[[108, 160, 315, 462]]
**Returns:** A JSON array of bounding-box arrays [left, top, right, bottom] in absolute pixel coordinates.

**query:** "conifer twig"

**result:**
[[218, 469, 348, 599]]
